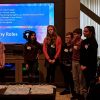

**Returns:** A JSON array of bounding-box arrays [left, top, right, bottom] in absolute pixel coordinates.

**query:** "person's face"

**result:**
[[30, 34, 36, 40], [48, 26, 54, 35], [65, 35, 72, 43], [83, 27, 91, 37], [73, 32, 80, 40]]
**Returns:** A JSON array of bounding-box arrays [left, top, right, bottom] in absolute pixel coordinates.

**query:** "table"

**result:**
[[0, 84, 56, 100]]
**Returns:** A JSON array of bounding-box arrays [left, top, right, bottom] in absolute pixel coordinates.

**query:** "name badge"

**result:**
[[51, 45, 55, 48], [69, 48, 72, 52], [85, 44, 88, 49], [64, 49, 68, 52], [27, 46, 31, 50], [74, 46, 77, 50]]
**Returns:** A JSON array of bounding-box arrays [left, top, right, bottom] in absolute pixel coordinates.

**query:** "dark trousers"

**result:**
[[27, 60, 39, 83], [60, 64, 75, 93], [83, 68, 96, 89], [0, 68, 5, 82], [45, 62, 56, 83]]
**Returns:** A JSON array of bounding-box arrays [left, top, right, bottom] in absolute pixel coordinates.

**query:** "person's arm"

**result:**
[[2, 44, 5, 67], [43, 38, 50, 61], [80, 40, 89, 70], [37, 43, 42, 59], [0, 43, 5, 69], [23, 44, 28, 64], [54, 36, 62, 60]]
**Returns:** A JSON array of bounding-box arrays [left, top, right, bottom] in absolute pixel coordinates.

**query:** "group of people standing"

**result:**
[[24, 25, 98, 97], [23, 25, 62, 83], [60, 26, 98, 99], [0, 25, 98, 99], [60, 28, 83, 99], [23, 25, 98, 99]]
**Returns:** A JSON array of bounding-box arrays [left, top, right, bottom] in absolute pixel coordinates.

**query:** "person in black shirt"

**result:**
[[60, 32, 77, 99], [23, 30, 42, 83], [80, 26, 98, 90]]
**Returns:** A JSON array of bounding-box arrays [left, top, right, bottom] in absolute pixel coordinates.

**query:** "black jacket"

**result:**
[[24, 41, 42, 63], [80, 37, 98, 69], [60, 43, 73, 66]]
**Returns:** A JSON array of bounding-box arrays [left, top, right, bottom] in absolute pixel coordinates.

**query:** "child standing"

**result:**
[[43, 25, 62, 83], [60, 32, 77, 99], [80, 26, 98, 90], [23, 30, 42, 83], [72, 28, 83, 95]]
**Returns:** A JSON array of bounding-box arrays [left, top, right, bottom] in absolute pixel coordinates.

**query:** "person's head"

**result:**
[[83, 26, 95, 38], [46, 25, 57, 45], [23, 30, 36, 42], [73, 28, 82, 40], [47, 25, 57, 37], [28, 31, 36, 42], [65, 32, 73, 44]]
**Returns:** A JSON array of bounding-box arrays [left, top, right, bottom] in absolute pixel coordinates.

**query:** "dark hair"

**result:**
[[85, 26, 98, 50], [28, 31, 36, 39], [85, 26, 95, 37], [23, 30, 36, 41], [65, 32, 73, 38], [73, 28, 82, 36]]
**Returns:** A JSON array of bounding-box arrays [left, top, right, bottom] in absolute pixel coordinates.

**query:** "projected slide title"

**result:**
[[0, 3, 54, 44]]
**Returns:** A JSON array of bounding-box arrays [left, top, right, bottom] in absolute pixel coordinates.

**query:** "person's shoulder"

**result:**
[[0, 42, 4, 45], [24, 41, 29, 45], [43, 37, 48, 43], [36, 41, 41, 46], [79, 38, 83, 43], [57, 35, 61, 38], [42, 36, 47, 40], [57, 35, 61, 40], [81, 39, 87, 44], [80, 38, 83, 41]]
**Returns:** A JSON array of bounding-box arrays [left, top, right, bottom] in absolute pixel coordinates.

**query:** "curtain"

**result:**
[[80, 0, 100, 57]]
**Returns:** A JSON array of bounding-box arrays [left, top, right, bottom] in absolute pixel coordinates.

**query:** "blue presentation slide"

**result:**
[[0, 3, 54, 44]]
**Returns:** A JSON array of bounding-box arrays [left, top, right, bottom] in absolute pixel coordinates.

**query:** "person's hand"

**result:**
[[51, 59, 55, 64], [74, 45, 78, 50], [0, 65, 4, 69], [26, 64, 29, 70], [48, 59, 52, 63], [37, 54, 39, 59], [80, 65, 87, 71]]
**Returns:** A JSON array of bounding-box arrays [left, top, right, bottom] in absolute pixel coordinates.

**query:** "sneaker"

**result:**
[[60, 89, 70, 95]]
